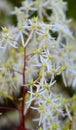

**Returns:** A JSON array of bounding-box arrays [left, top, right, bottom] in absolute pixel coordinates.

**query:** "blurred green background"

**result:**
[[64, 0, 76, 21]]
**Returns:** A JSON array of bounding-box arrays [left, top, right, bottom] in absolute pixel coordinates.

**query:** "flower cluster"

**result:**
[[0, 0, 76, 130]]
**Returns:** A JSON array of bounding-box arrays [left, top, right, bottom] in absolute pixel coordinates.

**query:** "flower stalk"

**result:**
[[19, 47, 27, 130]]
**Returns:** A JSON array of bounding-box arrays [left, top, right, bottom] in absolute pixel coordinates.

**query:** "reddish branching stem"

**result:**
[[69, 112, 74, 130], [19, 47, 28, 130], [0, 106, 17, 111]]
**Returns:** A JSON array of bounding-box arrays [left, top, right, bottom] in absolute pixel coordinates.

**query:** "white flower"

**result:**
[[72, 77, 76, 89], [0, 27, 18, 48], [31, 91, 65, 129]]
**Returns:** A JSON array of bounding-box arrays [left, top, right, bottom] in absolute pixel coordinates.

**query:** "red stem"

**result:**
[[19, 47, 27, 130], [0, 106, 17, 111]]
